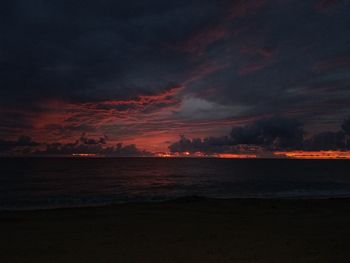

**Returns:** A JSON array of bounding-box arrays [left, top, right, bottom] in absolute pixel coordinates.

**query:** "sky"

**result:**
[[1, 0, 350, 157]]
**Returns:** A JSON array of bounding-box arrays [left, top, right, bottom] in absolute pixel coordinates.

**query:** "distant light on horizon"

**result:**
[[72, 153, 98, 157], [68, 151, 350, 159], [274, 151, 350, 160], [216, 153, 257, 159]]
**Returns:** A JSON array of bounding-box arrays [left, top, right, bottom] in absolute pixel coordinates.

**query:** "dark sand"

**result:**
[[1, 198, 350, 263]]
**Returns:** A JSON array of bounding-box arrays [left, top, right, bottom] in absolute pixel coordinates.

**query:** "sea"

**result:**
[[1, 157, 350, 211]]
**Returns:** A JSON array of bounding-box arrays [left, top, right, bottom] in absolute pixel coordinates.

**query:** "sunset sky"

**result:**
[[1, 0, 350, 157]]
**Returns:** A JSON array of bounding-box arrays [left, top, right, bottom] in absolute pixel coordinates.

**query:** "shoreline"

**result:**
[[3, 195, 350, 213], [2, 198, 350, 262]]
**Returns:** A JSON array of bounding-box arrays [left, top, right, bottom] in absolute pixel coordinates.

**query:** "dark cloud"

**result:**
[[168, 117, 305, 154], [186, 1, 350, 124], [169, 135, 232, 154], [0, 136, 40, 153], [169, 116, 350, 154], [79, 133, 107, 145], [100, 144, 152, 157], [341, 116, 350, 135], [0, 133, 151, 156], [304, 131, 347, 150], [230, 117, 304, 150], [301, 116, 350, 151], [35, 134, 151, 157], [0, 0, 222, 105]]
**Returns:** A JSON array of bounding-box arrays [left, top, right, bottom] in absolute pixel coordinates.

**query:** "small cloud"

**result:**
[[304, 131, 346, 150]]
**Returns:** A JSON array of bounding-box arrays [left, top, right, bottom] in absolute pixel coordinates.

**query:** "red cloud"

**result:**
[[84, 85, 183, 112], [22, 85, 184, 144]]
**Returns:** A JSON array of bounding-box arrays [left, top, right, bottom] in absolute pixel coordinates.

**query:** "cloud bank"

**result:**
[[0, 134, 151, 157], [169, 116, 350, 155]]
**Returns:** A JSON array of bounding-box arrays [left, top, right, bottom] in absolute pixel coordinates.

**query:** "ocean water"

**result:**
[[1, 157, 350, 211]]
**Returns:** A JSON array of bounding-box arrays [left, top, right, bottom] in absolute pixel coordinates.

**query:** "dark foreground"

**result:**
[[1, 198, 350, 263]]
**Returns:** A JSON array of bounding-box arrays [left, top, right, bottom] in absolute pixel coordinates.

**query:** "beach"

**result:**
[[2, 198, 350, 263]]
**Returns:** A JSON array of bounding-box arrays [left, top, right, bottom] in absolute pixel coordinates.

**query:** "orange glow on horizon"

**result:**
[[274, 151, 350, 160], [156, 151, 350, 159], [155, 152, 257, 158], [155, 152, 197, 157], [72, 153, 97, 157], [64, 151, 350, 159], [216, 153, 257, 159], [155, 152, 174, 157]]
